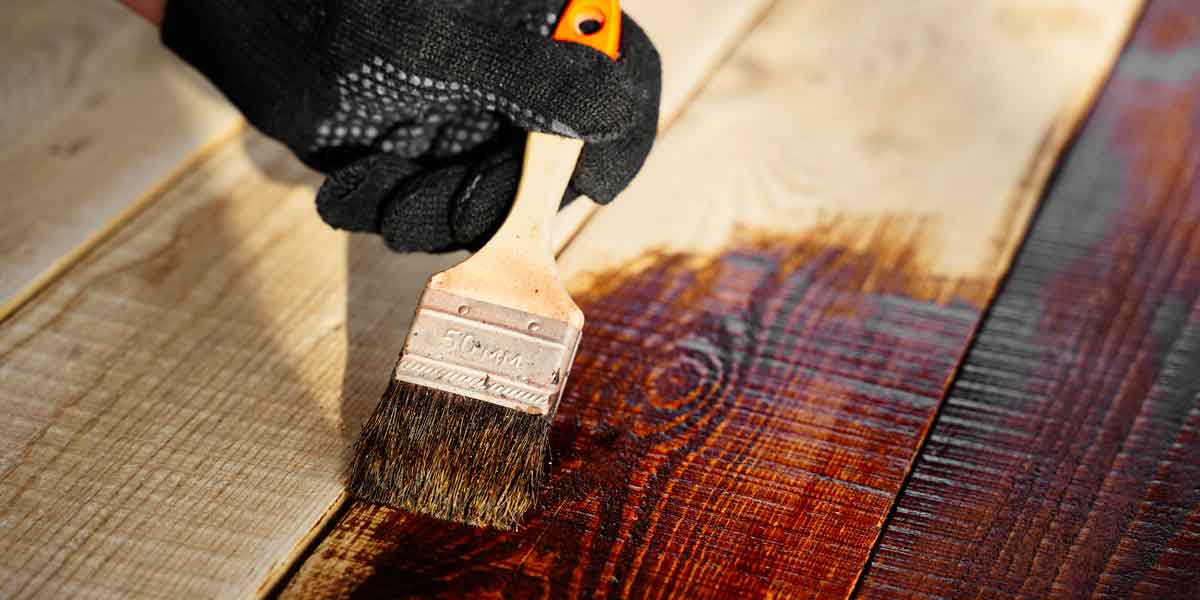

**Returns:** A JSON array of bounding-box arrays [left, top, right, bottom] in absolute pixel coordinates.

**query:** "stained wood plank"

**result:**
[[858, 1, 1200, 597], [0, 3, 773, 598], [280, 2, 1142, 598], [0, 0, 241, 314]]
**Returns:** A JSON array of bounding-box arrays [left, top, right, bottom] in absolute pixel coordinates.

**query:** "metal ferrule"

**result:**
[[394, 288, 582, 417]]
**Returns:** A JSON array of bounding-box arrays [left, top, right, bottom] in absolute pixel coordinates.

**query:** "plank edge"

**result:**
[[846, 1, 1150, 597], [0, 120, 247, 325], [257, 492, 351, 599]]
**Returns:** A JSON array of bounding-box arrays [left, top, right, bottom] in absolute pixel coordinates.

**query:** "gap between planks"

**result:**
[[848, 1, 1151, 595], [856, 0, 1200, 594], [0, 0, 242, 308], [0, 123, 246, 324]]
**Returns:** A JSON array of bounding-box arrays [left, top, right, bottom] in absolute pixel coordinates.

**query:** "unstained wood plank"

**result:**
[[858, 1, 1200, 597], [280, 1, 1142, 598], [0, 0, 241, 314], [0, 2, 774, 598]]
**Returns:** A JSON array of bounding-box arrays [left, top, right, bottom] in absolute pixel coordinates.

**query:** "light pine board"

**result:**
[[0, 2, 775, 598], [281, 1, 1143, 598], [562, 0, 1142, 293], [0, 0, 242, 315]]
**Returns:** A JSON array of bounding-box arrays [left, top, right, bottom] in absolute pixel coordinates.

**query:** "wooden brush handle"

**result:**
[[486, 132, 584, 261], [428, 0, 621, 328], [428, 132, 586, 326]]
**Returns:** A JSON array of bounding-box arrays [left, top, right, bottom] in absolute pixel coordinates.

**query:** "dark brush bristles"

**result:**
[[346, 377, 551, 530]]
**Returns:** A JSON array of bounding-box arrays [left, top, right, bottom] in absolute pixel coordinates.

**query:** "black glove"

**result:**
[[162, 0, 661, 252]]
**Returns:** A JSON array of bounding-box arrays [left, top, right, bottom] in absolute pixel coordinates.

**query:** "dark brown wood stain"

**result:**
[[857, 1, 1200, 597], [281, 220, 990, 599]]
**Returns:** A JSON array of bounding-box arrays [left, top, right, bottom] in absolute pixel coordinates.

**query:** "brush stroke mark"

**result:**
[[859, 1, 1200, 597]]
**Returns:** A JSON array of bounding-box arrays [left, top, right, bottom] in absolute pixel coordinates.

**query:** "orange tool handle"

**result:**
[[552, 0, 621, 60]]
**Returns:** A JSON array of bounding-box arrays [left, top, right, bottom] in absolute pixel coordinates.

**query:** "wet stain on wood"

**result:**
[[858, 1, 1200, 597], [282, 221, 991, 599]]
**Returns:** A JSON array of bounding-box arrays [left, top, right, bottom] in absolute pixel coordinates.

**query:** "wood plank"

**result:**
[[280, 1, 1143, 598], [0, 0, 241, 314], [857, 1, 1200, 597], [0, 3, 773, 598]]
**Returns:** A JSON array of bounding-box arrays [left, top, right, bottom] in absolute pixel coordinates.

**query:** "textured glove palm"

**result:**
[[162, 0, 661, 252]]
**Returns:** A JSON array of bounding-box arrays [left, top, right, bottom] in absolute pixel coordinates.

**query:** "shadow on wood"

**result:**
[[0, 134, 348, 598]]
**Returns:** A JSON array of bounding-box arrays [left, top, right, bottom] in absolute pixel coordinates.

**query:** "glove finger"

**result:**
[[380, 141, 527, 253], [315, 154, 421, 233], [572, 120, 656, 204], [565, 16, 662, 204], [318, 135, 583, 253]]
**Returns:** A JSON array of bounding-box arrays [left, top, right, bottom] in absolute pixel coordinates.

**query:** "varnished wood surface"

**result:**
[[280, 2, 1142, 598], [0, 0, 241, 313], [284, 237, 983, 599], [0, 3, 774, 597], [858, 1, 1200, 597]]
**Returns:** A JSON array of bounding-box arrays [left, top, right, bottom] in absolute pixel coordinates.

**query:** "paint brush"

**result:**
[[346, 0, 621, 530]]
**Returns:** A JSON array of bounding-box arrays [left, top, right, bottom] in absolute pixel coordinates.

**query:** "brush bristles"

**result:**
[[346, 377, 551, 530]]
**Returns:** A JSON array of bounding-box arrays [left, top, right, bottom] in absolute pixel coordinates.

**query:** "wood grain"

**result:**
[[285, 235, 984, 600], [280, 1, 1142, 598], [0, 2, 773, 597], [560, 0, 1142, 289], [858, 1, 1200, 597], [0, 0, 241, 313]]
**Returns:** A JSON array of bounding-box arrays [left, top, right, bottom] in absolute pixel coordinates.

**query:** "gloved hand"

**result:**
[[161, 0, 661, 252]]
